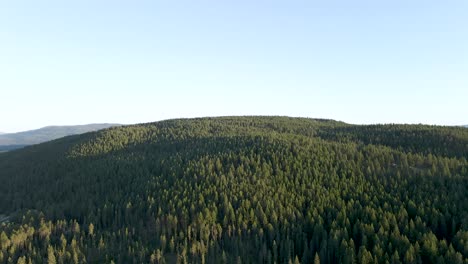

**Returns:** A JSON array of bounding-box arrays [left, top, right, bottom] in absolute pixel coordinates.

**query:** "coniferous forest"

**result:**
[[0, 116, 467, 264]]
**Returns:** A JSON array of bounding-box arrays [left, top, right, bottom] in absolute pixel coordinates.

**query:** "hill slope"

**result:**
[[0, 116, 467, 263], [0, 124, 120, 151]]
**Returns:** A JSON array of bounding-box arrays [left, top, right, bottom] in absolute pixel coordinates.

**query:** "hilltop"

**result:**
[[0, 116, 466, 263]]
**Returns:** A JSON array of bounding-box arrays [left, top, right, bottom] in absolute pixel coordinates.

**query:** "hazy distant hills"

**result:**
[[0, 124, 119, 151]]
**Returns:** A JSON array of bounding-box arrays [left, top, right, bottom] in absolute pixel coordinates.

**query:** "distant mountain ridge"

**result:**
[[0, 124, 119, 151]]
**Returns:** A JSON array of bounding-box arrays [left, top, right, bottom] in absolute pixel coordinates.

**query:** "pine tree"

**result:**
[[47, 246, 57, 264], [314, 253, 320, 264]]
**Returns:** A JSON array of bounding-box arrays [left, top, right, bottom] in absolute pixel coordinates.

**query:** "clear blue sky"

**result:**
[[1, 0, 467, 132]]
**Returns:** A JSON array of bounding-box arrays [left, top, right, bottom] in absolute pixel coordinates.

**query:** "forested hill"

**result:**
[[0, 116, 467, 264]]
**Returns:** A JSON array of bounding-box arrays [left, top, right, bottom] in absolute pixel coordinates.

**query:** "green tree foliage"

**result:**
[[0, 116, 466, 263]]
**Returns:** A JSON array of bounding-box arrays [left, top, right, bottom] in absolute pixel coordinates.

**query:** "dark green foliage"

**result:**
[[0, 116, 467, 263], [318, 124, 468, 158]]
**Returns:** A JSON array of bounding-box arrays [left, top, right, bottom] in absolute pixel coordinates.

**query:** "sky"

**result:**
[[0, 0, 467, 133]]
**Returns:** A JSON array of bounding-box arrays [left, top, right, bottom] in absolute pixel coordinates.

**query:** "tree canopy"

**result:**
[[0, 116, 466, 263]]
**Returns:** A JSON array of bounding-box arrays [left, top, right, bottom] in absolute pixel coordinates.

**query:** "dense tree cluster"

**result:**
[[0, 117, 467, 263]]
